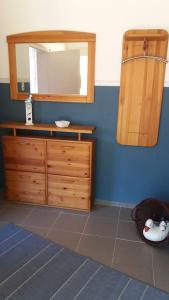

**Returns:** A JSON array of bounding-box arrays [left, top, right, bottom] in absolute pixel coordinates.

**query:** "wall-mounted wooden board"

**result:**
[[117, 29, 168, 146]]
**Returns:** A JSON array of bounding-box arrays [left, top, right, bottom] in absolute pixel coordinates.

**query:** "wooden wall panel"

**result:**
[[117, 29, 168, 146]]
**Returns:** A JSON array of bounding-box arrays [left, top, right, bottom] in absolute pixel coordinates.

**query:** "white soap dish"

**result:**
[[55, 120, 70, 128]]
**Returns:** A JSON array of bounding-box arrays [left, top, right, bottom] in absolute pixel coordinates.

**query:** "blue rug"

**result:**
[[0, 223, 168, 300]]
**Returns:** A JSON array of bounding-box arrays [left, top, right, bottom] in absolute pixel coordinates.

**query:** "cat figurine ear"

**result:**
[[159, 221, 167, 231]]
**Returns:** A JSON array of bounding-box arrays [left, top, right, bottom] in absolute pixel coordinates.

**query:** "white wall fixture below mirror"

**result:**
[[7, 31, 96, 102]]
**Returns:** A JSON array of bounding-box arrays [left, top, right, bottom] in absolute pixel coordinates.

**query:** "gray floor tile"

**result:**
[[78, 235, 115, 266], [48, 229, 81, 251], [53, 213, 87, 233], [84, 215, 117, 237], [0, 205, 32, 224], [117, 220, 141, 241], [23, 209, 59, 228], [120, 207, 132, 221], [1, 201, 169, 294], [153, 246, 169, 293], [112, 239, 154, 285], [21, 225, 49, 238], [90, 205, 120, 219]]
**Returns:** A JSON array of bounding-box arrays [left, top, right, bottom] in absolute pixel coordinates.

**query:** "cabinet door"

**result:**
[[48, 174, 91, 210], [3, 137, 46, 173], [5, 170, 46, 204], [47, 141, 91, 177]]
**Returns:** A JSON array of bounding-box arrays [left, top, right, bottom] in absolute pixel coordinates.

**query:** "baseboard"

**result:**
[[0, 188, 135, 209], [95, 199, 135, 208], [0, 188, 4, 203], [0, 187, 4, 196]]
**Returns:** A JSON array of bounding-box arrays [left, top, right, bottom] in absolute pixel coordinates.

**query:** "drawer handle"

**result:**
[[62, 146, 74, 149], [18, 142, 29, 145]]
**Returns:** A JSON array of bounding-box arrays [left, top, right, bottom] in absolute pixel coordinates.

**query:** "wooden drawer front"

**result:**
[[3, 137, 46, 173], [47, 141, 91, 177], [5, 170, 46, 204], [48, 174, 90, 210]]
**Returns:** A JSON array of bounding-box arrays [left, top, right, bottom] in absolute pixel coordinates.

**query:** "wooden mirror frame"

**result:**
[[7, 31, 96, 103]]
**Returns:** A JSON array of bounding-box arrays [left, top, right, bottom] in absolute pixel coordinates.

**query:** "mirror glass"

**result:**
[[16, 42, 88, 95]]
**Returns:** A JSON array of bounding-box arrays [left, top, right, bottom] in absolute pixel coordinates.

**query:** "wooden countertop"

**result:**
[[0, 122, 96, 140]]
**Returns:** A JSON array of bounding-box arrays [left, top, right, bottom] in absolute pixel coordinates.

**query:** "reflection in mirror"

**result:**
[[16, 42, 88, 95]]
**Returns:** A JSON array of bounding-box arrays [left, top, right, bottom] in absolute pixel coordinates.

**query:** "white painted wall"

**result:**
[[1, 0, 169, 85]]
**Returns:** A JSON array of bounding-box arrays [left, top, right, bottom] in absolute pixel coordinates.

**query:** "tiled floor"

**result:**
[[0, 200, 169, 294]]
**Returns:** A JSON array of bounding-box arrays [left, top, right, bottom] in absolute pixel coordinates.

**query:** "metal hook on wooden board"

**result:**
[[121, 36, 168, 64], [143, 38, 148, 56]]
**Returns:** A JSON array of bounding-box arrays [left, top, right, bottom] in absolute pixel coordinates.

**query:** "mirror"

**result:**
[[7, 31, 96, 102], [16, 42, 88, 95]]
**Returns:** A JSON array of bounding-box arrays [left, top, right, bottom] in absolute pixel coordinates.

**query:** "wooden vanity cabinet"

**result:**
[[2, 135, 95, 211]]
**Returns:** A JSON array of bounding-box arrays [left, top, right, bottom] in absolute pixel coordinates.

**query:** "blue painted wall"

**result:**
[[0, 83, 169, 204]]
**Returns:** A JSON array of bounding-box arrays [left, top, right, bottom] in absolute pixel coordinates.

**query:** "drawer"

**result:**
[[3, 137, 46, 173], [48, 174, 91, 210], [5, 170, 46, 204], [47, 140, 91, 177]]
